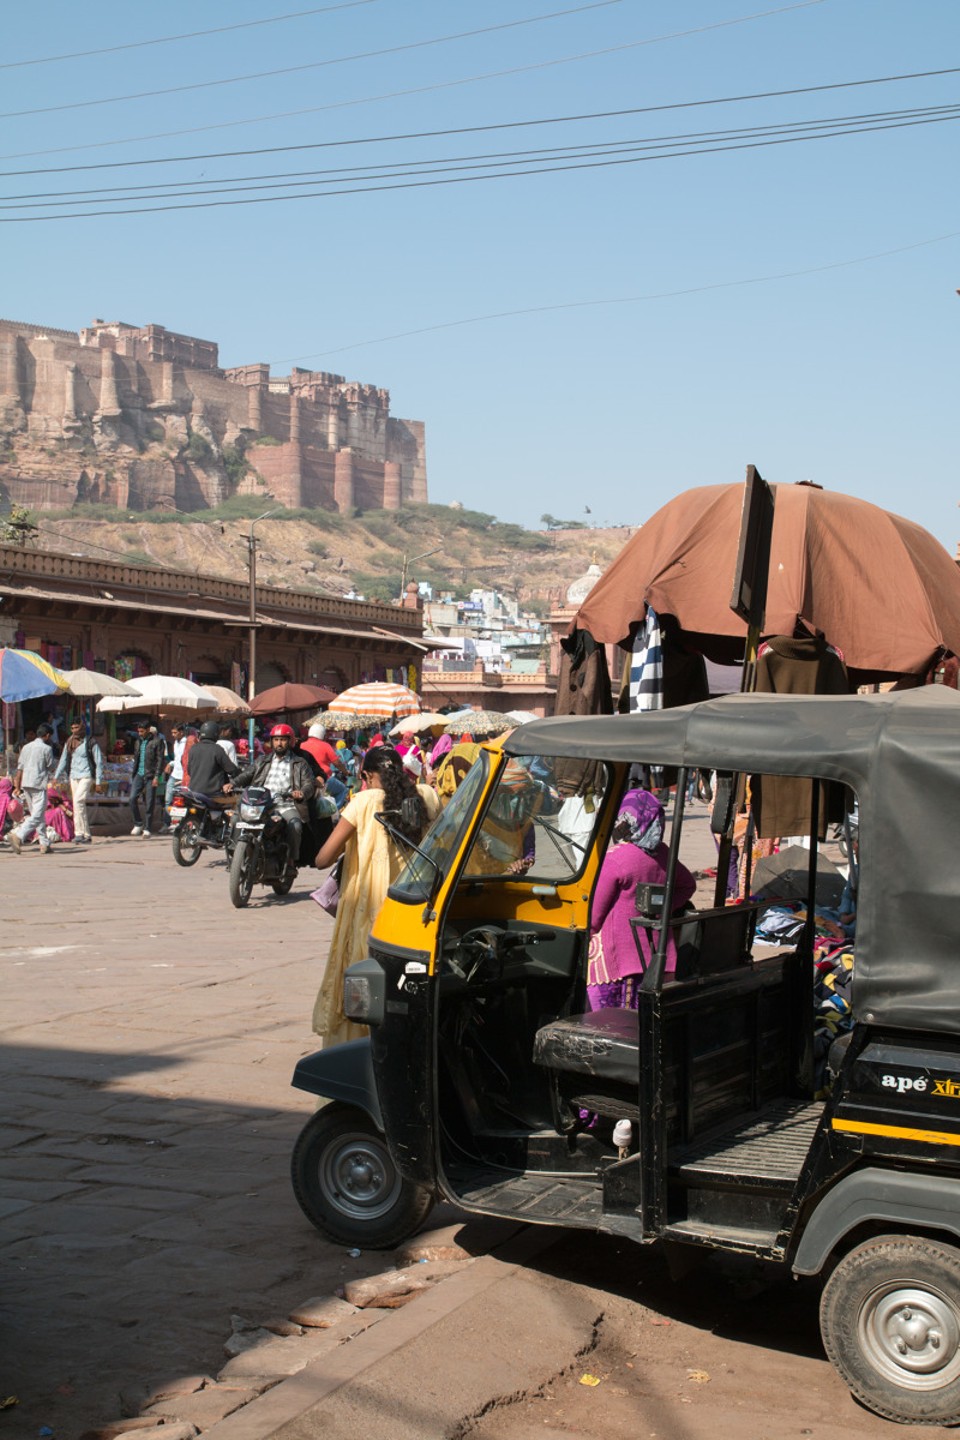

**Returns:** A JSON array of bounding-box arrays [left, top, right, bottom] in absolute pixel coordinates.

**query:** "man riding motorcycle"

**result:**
[[227, 723, 316, 867], [184, 719, 239, 798]]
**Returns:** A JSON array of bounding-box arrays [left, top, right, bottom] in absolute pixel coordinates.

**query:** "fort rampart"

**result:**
[[0, 318, 427, 515]]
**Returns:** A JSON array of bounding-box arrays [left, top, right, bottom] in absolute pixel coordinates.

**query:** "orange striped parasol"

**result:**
[[327, 681, 421, 719]]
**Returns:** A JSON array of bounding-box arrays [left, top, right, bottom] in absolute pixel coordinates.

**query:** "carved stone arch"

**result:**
[[256, 658, 289, 690], [189, 653, 228, 686], [317, 663, 348, 693]]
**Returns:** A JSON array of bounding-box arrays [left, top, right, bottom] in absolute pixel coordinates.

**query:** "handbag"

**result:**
[[311, 857, 343, 917]]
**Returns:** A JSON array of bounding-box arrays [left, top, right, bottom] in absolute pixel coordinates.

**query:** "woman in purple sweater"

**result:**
[[586, 788, 696, 1010]]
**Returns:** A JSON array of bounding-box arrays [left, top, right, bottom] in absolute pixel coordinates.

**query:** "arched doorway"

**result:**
[[255, 660, 289, 690]]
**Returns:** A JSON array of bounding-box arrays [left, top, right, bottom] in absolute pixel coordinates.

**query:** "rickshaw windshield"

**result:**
[[388, 752, 492, 903], [462, 751, 604, 882]]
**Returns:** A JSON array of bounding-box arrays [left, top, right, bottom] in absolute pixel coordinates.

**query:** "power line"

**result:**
[[4, 102, 957, 207], [2, 105, 957, 221], [0, 0, 627, 119], [3, 62, 957, 180], [0, 1, 383, 70], [28, 520, 166, 565], [278, 230, 960, 364]]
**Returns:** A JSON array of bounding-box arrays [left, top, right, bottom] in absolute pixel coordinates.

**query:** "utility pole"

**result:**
[[247, 509, 278, 745], [399, 546, 442, 601]]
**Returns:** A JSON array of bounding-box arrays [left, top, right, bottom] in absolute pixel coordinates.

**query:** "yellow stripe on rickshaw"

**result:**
[[832, 1118, 960, 1147]]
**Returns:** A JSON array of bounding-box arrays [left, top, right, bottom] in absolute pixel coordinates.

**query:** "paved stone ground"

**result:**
[[0, 797, 752, 1440], [0, 822, 412, 1440]]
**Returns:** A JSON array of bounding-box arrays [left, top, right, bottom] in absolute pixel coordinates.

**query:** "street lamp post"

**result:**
[[399, 546, 442, 601], [247, 509, 278, 745]]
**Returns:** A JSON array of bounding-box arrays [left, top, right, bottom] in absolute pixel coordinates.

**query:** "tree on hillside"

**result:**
[[541, 513, 587, 531]]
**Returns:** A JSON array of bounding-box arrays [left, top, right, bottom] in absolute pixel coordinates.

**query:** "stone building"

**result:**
[[0, 543, 430, 708], [0, 318, 427, 516]]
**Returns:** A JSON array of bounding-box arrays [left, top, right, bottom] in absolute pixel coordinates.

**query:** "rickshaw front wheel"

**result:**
[[820, 1233, 960, 1425], [291, 1103, 433, 1248]]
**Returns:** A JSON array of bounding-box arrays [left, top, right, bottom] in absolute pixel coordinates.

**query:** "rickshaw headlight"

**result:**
[[343, 958, 386, 1024]]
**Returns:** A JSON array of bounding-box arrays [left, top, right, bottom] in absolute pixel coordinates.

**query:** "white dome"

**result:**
[[566, 561, 602, 606]]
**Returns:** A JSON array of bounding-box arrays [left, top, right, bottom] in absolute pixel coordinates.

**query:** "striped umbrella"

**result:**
[[327, 681, 421, 719], [0, 647, 70, 703]]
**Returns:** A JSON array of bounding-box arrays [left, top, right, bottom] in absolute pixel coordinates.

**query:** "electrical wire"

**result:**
[[2, 105, 957, 220], [3, 102, 956, 205], [0, 0, 825, 150], [277, 229, 960, 363], [3, 64, 958, 180], [0, 0, 629, 120], [0, 1, 384, 70]]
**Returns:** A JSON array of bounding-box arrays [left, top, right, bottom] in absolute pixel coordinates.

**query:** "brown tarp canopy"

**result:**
[[574, 483, 960, 680]]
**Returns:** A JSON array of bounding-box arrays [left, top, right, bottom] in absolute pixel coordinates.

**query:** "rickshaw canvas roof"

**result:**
[[505, 687, 960, 1036]]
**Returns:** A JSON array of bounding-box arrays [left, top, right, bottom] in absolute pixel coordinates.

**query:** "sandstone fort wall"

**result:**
[[0, 318, 427, 515]]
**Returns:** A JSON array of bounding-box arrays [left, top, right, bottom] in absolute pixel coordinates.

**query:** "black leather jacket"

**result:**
[[131, 733, 167, 779], [232, 751, 316, 802]]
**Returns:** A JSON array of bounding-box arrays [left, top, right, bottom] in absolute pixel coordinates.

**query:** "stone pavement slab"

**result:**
[[1, 835, 392, 1440]]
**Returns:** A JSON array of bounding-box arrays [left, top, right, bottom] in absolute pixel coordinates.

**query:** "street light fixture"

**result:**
[[399, 546, 442, 601], [247, 509, 279, 741]]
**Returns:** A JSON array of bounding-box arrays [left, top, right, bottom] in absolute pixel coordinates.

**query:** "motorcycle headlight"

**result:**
[[342, 958, 386, 1025], [240, 803, 264, 821]]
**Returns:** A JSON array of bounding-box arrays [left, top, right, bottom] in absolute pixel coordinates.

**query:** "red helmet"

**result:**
[[269, 723, 296, 739]]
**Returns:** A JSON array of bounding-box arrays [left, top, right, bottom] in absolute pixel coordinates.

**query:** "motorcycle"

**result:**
[[227, 786, 337, 908], [168, 786, 235, 868]]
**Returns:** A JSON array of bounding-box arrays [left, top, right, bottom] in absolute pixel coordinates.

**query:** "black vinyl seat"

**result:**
[[533, 1008, 639, 1086]]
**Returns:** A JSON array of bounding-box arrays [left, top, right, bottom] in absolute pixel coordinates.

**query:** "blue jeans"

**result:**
[[325, 775, 348, 808], [130, 774, 159, 830]]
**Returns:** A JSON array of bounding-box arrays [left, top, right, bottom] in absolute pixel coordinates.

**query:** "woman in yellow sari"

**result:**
[[312, 745, 438, 1047]]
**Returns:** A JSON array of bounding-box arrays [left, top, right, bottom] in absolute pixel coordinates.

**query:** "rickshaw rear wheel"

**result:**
[[291, 1103, 433, 1248], [820, 1233, 960, 1425]]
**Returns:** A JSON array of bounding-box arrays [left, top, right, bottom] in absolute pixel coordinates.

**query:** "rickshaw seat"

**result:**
[[533, 1008, 638, 1086]]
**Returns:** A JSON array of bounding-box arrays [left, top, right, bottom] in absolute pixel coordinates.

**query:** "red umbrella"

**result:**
[[575, 481, 960, 680], [250, 682, 337, 716]]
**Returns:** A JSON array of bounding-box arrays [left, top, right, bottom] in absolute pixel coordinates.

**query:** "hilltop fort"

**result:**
[[0, 317, 427, 515]]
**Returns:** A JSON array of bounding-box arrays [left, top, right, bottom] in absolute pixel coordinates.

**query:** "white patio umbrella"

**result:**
[[97, 675, 219, 714], [387, 711, 449, 737], [63, 668, 140, 699]]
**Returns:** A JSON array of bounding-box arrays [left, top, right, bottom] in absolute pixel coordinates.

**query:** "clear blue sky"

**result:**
[[2, 1, 957, 548]]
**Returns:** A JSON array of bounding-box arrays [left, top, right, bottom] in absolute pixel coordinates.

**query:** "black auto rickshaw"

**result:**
[[291, 685, 960, 1425]]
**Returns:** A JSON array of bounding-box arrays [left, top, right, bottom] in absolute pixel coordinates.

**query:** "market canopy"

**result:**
[[0, 647, 70, 704], [444, 709, 512, 737], [574, 481, 960, 680], [327, 681, 421, 719], [250, 682, 337, 716], [97, 675, 218, 714], [201, 685, 251, 716], [63, 668, 140, 699], [388, 711, 449, 737]]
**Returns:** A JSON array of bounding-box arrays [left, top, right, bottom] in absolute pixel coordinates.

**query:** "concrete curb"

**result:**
[[202, 1226, 557, 1440]]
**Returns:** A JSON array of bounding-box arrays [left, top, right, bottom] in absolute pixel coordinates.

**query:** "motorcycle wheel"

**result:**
[[271, 868, 296, 896], [290, 1102, 433, 1248], [172, 819, 202, 867], [228, 838, 256, 908]]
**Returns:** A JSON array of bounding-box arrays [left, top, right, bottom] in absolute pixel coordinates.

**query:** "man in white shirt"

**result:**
[[8, 722, 56, 854], [217, 723, 239, 767]]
